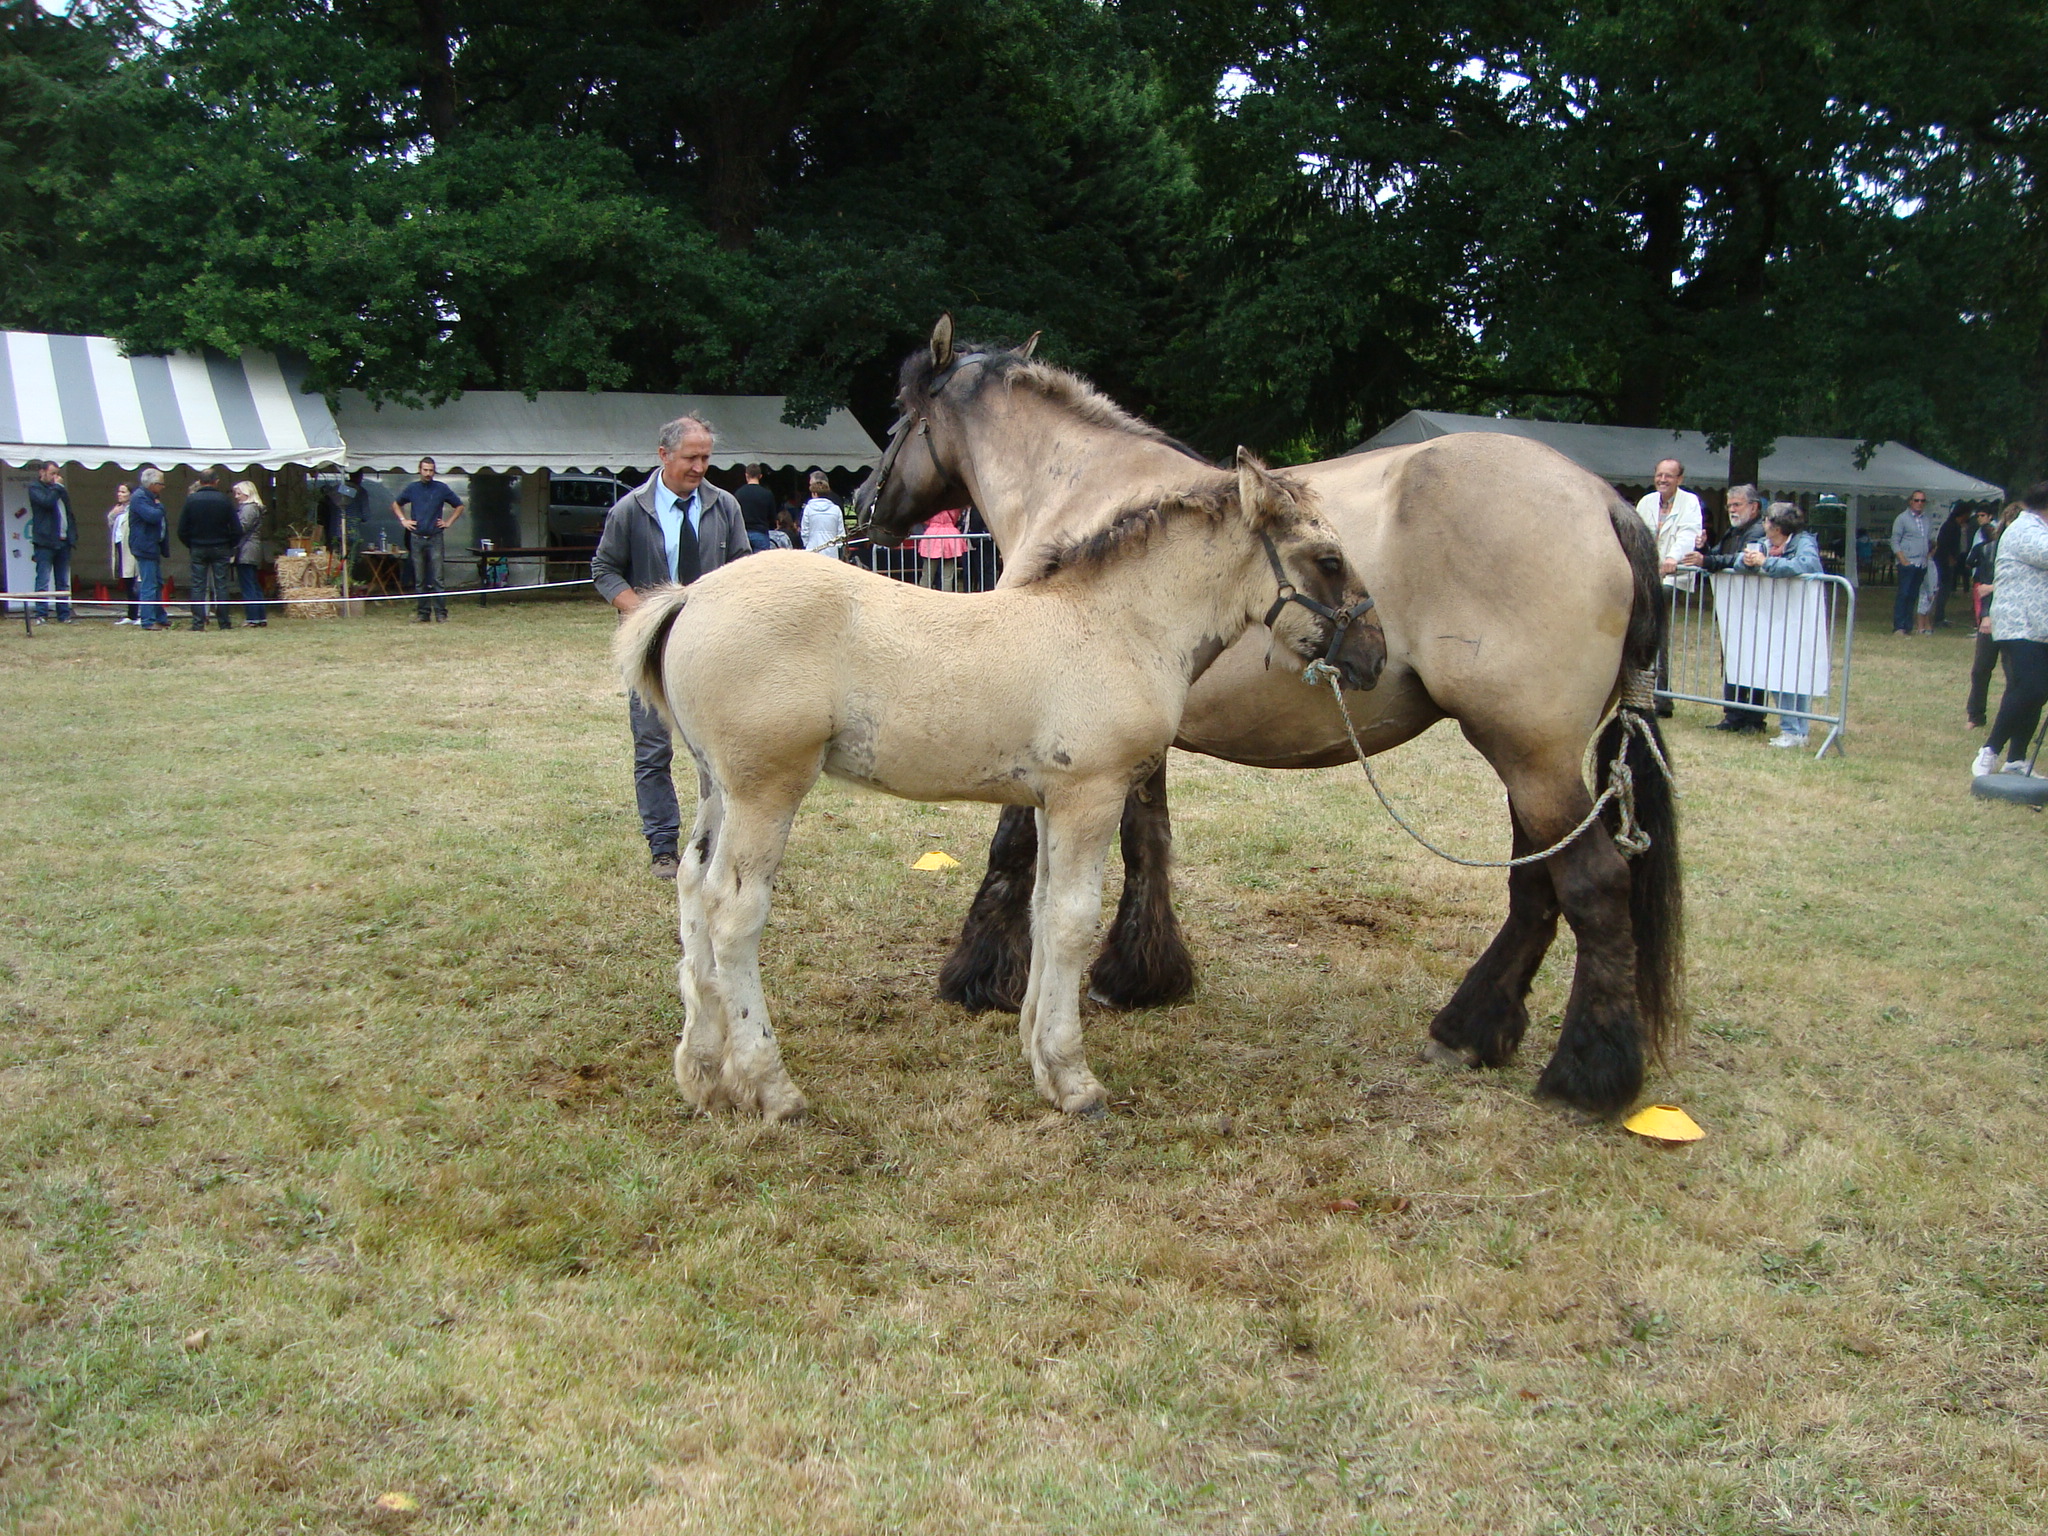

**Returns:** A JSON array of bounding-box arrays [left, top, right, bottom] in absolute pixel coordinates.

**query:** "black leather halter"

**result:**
[[1259, 529, 1377, 668], [854, 352, 989, 528]]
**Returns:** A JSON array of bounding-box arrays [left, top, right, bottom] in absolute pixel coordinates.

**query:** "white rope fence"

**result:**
[[4, 578, 595, 610]]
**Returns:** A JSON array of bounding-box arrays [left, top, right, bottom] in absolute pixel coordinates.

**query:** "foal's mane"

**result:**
[[900, 345, 1214, 467], [1025, 471, 1312, 584]]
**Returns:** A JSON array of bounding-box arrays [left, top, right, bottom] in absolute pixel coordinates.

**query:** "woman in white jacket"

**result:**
[[799, 471, 845, 557], [106, 483, 136, 623]]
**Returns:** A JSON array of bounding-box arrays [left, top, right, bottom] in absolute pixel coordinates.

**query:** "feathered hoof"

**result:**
[[1421, 1039, 1481, 1070], [674, 1041, 727, 1111]]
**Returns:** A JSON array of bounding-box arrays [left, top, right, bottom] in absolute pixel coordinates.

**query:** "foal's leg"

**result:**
[[673, 774, 732, 1110], [1020, 789, 1125, 1114], [937, 806, 1037, 1011], [700, 779, 812, 1122], [1087, 761, 1198, 1010], [1424, 820, 1560, 1069]]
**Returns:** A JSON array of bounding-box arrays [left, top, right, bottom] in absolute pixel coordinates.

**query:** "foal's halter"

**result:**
[[854, 352, 990, 531], [1259, 529, 1377, 669]]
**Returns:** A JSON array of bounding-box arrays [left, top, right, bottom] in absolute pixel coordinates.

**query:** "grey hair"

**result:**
[[1765, 501, 1805, 535], [1726, 483, 1760, 507], [139, 467, 164, 489], [1656, 458, 1684, 478], [657, 415, 715, 453]]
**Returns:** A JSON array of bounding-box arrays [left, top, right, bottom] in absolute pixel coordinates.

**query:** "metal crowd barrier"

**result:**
[[850, 528, 1004, 590], [1660, 571, 1856, 758]]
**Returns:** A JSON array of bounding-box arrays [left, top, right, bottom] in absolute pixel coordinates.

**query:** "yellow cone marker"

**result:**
[[1624, 1104, 1704, 1143], [911, 850, 962, 871]]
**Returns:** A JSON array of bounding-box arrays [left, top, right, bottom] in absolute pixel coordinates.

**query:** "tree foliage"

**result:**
[[2, 0, 2042, 484]]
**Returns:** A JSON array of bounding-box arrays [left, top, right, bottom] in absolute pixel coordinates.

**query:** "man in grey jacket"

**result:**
[[592, 415, 751, 878]]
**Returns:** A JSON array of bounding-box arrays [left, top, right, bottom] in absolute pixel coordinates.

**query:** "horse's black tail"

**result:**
[[611, 585, 692, 730], [1602, 502, 1684, 1059]]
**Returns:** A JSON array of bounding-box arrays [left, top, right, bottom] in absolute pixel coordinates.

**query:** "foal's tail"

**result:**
[[1600, 501, 1684, 1057], [612, 585, 693, 731]]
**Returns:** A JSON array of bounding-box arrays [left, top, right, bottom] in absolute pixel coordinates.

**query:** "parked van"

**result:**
[[547, 474, 632, 548]]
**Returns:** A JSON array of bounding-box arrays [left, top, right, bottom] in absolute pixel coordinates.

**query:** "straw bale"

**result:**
[[276, 551, 340, 589], [280, 585, 340, 618]]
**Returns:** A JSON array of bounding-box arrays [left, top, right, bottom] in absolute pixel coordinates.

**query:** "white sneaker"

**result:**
[[1973, 746, 2000, 777], [2002, 760, 2037, 777], [1768, 733, 1807, 749]]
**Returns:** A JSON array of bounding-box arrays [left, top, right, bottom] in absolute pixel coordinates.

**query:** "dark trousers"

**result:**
[[122, 576, 138, 621], [411, 528, 446, 617], [235, 562, 267, 623], [188, 543, 234, 626], [1721, 683, 1768, 729], [1967, 629, 1999, 726], [1932, 559, 1956, 625], [629, 694, 681, 856], [1891, 565, 1926, 632], [32, 546, 72, 619], [1987, 639, 2048, 763]]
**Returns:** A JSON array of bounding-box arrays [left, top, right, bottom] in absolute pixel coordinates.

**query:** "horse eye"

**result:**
[[1316, 555, 1344, 577]]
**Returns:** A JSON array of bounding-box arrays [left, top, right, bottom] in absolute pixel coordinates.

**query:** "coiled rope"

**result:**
[[1301, 661, 1673, 868]]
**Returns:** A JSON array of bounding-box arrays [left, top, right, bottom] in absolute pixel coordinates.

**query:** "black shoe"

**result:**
[[651, 851, 680, 880], [218, 623, 234, 630], [1654, 703, 1674, 719], [434, 612, 448, 622], [190, 622, 207, 631], [415, 614, 433, 623], [1711, 718, 1744, 732], [246, 620, 267, 628]]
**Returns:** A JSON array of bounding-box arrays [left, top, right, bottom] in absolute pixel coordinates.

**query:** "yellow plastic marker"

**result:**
[[911, 850, 962, 871], [1624, 1104, 1704, 1143]]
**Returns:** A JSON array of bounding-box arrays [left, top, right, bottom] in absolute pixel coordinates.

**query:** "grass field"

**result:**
[[2, 596, 2043, 1535]]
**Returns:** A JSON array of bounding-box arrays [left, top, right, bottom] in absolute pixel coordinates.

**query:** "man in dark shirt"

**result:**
[[735, 463, 778, 553], [176, 467, 243, 631], [394, 457, 465, 622], [27, 461, 75, 623]]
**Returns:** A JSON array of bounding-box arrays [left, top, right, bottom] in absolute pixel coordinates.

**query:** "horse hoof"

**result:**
[[1421, 1039, 1480, 1070]]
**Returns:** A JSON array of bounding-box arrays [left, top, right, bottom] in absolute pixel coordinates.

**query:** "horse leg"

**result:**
[[1532, 816, 1646, 1117], [1019, 791, 1124, 1114], [1424, 822, 1559, 1069], [673, 774, 732, 1111], [936, 806, 1036, 1012], [700, 780, 811, 1123], [1087, 761, 1197, 1009]]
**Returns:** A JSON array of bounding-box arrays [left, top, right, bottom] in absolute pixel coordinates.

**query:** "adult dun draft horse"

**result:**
[[616, 452, 1381, 1122], [855, 317, 1683, 1119]]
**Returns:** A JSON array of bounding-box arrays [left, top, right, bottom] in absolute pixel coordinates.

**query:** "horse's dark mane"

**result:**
[[899, 344, 1215, 468], [1023, 471, 1313, 584]]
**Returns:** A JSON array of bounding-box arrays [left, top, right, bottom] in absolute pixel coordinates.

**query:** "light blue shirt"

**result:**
[[652, 478, 702, 583]]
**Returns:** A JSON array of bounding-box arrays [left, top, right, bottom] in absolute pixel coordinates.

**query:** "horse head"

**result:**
[[1237, 450, 1386, 692], [854, 314, 1034, 545]]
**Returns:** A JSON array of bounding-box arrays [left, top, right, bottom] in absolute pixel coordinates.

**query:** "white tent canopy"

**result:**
[[335, 390, 881, 474], [1356, 410, 2005, 501], [0, 330, 344, 471]]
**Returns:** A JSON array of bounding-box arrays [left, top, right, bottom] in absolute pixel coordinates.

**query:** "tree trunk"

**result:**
[[415, 0, 458, 142]]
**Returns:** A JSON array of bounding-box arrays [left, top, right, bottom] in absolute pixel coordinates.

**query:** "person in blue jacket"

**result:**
[[1739, 503, 1825, 747], [127, 468, 172, 631], [27, 461, 75, 623]]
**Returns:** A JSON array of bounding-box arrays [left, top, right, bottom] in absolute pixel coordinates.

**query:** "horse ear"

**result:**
[[1235, 446, 1272, 526], [930, 314, 955, 371], [1019, 330, 1041, 359]]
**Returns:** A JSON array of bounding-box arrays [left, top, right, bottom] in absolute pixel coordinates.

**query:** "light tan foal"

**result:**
[[616, 454, 1364, 1122]]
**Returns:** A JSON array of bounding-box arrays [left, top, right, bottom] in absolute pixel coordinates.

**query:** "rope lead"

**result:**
[[1301, 660, 1670, 870]]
